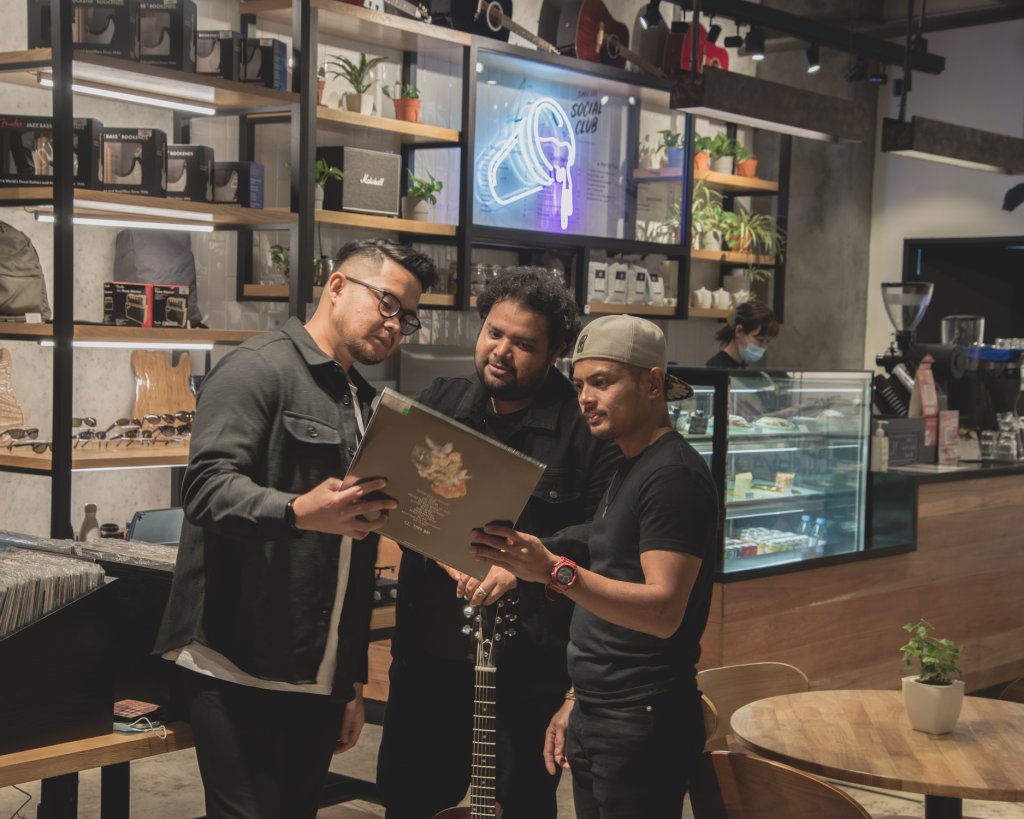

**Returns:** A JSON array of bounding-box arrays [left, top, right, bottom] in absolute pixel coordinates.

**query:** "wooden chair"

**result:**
[[690, 750, 872, 819], [999, 677, 1024, 703], [697, 661, 809, 750], [701, 693, 719, 743]]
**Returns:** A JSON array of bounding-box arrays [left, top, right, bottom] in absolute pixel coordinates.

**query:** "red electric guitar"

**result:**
[[663, 20, 730, 75], [432, 597, 518, 819]]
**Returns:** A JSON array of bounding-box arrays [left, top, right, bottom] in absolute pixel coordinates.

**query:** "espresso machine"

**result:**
[[874, 282, 967, 416]]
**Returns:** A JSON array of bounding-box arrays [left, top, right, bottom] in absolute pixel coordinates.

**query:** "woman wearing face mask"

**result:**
[[705, 300, 779, 368]]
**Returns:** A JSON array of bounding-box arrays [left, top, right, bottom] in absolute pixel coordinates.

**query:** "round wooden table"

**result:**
[[730, 690, 1024, 819]]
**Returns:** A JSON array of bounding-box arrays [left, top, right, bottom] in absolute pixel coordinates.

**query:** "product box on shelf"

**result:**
[[882, 416, 927, 466], [167, 144, 213, 202], [240, 38, 287, 90], [605, 260, 629, 304], [587, 259, 608, 303], [103, 281, 190, 327], [647, 270, 666, 305], [626, 262, 647, 304], [213, 161, 263, 208], [0, 114, 103, 189], [317, 146, 400, 216], [102, 128, 167, 196], [27, 0, 142, 60], [139, 0, 197, 71], [196, 29, 241, 80]]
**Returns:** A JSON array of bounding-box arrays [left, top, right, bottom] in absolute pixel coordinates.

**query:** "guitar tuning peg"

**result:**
[[461, 625, 473, 636], [463, 605, 474, 618]]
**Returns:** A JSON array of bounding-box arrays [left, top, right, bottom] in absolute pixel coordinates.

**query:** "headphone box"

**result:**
[[102, 128, 167, 196], [196, 30, 241, 80], [27, 0, 142, 60], [317, 146, 400, 216], [139, 0, 197, 71], [0, 114, 103, 189], [213, 161, 264, 208], [240, 38, 287, 91], [167, 144, 213, 202], [103, 281, 189, 327]]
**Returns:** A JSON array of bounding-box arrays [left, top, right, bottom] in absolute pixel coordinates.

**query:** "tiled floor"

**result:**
[[2, 722, 1022, 818]]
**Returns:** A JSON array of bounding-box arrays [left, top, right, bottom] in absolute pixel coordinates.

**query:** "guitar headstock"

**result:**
[[462, 596, 518, 668]]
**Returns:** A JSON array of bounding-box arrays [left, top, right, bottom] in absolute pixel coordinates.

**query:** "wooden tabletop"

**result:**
[[731, 690, 1024, 802], [0, 723, 193, 788]]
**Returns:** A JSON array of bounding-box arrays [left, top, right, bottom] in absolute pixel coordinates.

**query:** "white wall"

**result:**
[[865, 21, 1024, 368]]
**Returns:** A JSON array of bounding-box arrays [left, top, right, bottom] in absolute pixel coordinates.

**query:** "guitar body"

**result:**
[[663, 22, 729, 74], [550, 0, 629, 68], [449, 0, 513, 40], [0, 347, 26, 433], [432, 804, 503, 819], [131, 349, 196, 421], [629, 7, 668, 75]]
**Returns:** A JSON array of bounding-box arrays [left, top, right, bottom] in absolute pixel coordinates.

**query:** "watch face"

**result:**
[[555, 564, 575, 586]]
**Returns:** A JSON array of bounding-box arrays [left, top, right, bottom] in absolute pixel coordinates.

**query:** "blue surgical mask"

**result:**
[[740, 341, 766, 364]]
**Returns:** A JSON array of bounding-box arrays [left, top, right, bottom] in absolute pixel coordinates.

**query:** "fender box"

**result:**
[[27, 0, 141, 60], [0, 114, 103, 189], [196, 30, 241, 80], [139, 0, 197, 71], [317, 146, 400, 216], [102, 128, 167, 196]]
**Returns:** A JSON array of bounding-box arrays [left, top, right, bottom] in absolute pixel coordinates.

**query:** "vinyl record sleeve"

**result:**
[[346, 388, 546, 580]]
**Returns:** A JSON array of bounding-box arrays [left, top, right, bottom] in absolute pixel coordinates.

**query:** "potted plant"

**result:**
[[316, 65, 326, 105], [694, 133, 713, 173], [402, 168, 442, 220], [268, 243, 290, 283], [637, 133, 656, 171], [383, 81, 422, 123], [900, 620, 965, 734], [657, 129, 685, 168], [691, 179, 725, 249], [725, 205, 784, 260], [734, 143, 758, 178], [709, 132, 736, 173], [325, 52, 386, 115], [314, 157, 344, 210]]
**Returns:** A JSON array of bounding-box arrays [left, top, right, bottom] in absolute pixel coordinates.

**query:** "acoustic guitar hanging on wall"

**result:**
[[0, 347, 26, 433]]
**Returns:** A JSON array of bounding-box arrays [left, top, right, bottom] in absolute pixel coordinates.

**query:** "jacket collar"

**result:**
[[453, 368, 573, 432], [281, 316, 376, 405]]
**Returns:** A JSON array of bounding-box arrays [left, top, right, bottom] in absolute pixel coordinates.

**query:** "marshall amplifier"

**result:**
[[318, 146, 400, 216]]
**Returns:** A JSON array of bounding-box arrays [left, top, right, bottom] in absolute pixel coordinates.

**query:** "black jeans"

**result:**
[[377, 655, 565, 819], [185, 673, 347, 819], [566, 688, 705, 819]]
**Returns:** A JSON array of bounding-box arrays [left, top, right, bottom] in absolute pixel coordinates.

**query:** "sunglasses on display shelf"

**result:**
[[0, 427, 40, 442], [101, 418, 144, 436], [153, 423, 191, 437], [110, 429, 154, 446], [71, 417, 97, 428], [7, 440, 52, 454]]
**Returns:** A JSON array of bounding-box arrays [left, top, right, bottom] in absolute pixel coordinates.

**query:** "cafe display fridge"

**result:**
[[669, 368, 873, 579]]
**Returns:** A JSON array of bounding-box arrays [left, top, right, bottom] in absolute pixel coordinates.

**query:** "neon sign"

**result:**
[[478, 96, 577, 231]]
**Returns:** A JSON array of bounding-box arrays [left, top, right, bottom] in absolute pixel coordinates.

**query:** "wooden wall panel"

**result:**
[[701, 475, 1024, 693]]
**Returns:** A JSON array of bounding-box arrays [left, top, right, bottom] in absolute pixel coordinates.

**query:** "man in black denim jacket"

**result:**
[[155, 239, 436, 819], [377, 268, 620, 819]]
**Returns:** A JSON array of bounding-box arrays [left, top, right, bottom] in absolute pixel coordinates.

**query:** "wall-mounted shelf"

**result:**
[[241, 0, 470, 57], [691, 248, 776, 266], [634, 167, 780, 196], [0, 188, 296, 228], [0, 442, 190, 474], [309, 209, 457, 237], [0, 323, 259, 345], [241, 285, 455, 307], [314, 107, 460, 145], [0, 49, 297, 112], [688, 307, 733, 319], [586, 303, 678, 317]]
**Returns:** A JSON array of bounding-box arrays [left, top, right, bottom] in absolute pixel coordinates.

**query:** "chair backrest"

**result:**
[[701, 693, 719, 743], [999, 677, 1024, 703], [697, 662, 809, 748], [690, 751, 873, 819]]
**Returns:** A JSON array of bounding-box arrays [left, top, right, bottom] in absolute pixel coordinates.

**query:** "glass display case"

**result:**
[[669, 368, 872, 579]]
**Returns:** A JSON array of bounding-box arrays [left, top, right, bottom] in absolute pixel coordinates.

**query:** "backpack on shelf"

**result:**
[[113, 229, 204, 328], [0, 221, 52, 322]]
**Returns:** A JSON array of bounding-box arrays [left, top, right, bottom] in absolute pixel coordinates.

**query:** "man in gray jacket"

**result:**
[[155, 238, 437, 819]]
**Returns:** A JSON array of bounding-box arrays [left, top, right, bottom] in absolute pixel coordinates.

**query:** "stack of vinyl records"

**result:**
[[0, 545, 105, 639]]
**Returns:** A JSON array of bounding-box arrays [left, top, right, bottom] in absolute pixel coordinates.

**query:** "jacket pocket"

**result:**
[[282, 410, 342, 446], [534, 467, 581, 505]]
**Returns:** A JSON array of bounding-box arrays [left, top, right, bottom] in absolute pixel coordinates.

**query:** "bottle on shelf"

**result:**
[[870, 420, 889, 472], [796, 514, 812, 538], [78, 503, 100, 542], [809, 517, 828, 554]]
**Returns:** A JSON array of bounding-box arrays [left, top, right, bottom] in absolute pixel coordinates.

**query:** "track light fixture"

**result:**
[[844, 54, 868, 82], [707, 20, 722, 44], [744, 26, 765, 61], [868, 67, 889, 85], [639, 0, 662, 30], [723, 23, 743, 49], [804, 44, 821, 74]]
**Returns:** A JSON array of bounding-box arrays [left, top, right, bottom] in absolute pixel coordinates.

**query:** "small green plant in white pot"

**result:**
[[325, 52, 386, 115], [314, 157, 344, 210], [900, 619, 965, 734], [402, 169, 442, 221]]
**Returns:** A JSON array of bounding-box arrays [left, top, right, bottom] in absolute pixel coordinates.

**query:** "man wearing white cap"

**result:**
[[471, 314, 718, 819]]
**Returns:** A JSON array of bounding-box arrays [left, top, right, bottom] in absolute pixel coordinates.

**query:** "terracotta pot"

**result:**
[[902, 676, 964, 734], [737, 157, 759, 178], [317, 79, 325, 105], [694, 151, 711, 172], [392, 98, 422, 122]]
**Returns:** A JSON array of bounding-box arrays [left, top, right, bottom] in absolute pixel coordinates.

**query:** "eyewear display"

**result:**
[[7, 440, 52, 454], [0, 427, 40, 441], [71, 417, 97, 428], [345, 276, 422, 336]]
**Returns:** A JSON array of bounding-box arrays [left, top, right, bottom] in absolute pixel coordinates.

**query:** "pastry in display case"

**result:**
[[668, 368, 872, 578]]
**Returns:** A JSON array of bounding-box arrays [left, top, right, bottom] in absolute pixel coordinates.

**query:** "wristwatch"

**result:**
[[546, 556, 578, 600], [284, 497, 300, 532]]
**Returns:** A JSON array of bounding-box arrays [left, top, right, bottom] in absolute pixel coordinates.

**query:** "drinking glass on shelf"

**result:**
[[979, 430, 996, 459]]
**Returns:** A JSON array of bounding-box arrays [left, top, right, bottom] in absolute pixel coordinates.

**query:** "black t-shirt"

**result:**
[[568, 431, 718, 704], [705, 349, 744, 368]]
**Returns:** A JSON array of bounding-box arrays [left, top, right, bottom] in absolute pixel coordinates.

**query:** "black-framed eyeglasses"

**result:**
[[0, 427, 39, 441], [7, 440, 51, 454], [345, 276, 421, 336]]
